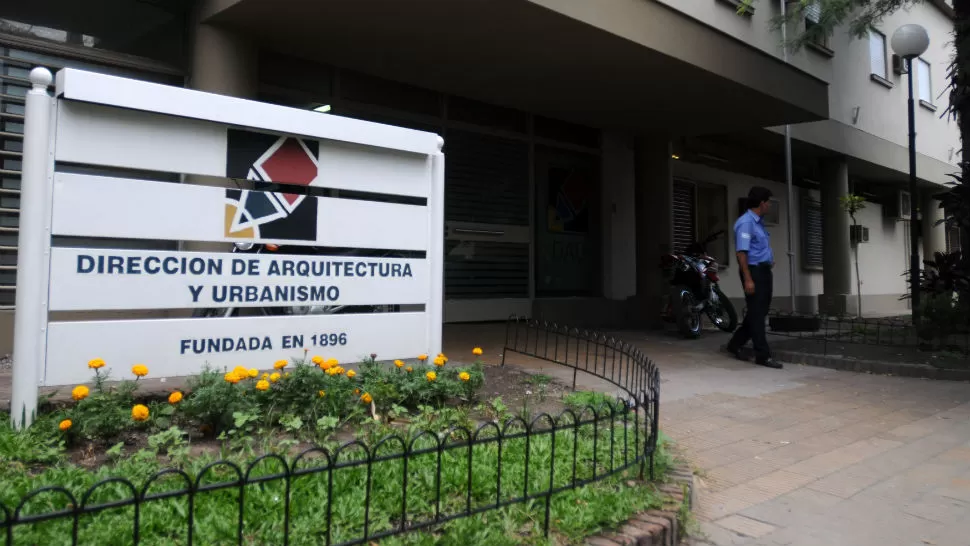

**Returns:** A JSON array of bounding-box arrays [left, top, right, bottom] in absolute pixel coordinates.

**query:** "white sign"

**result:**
[[45, 313, 429, 387], [10, 67, 444, 406], [49, 248, 429, 311], [51, 173, 430, 251]]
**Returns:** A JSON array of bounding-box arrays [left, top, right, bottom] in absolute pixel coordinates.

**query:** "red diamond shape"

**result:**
[[259, 138, 317, 206]]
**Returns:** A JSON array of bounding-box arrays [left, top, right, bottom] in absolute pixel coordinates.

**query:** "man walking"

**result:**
[[725, 186, 782, 369]]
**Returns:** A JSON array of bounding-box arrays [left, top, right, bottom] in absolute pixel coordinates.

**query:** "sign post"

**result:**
[[11, 68, 54, 429]]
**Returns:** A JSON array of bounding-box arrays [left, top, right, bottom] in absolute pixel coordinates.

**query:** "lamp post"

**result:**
[[891, 24, 930, 327]]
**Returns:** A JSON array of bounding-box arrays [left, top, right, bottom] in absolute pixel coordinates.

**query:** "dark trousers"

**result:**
[[729, 264, 772, 363]]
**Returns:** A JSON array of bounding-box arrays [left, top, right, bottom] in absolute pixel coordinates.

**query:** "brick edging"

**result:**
[[584, 463, 694, 546], [774, 349, 970, 381]]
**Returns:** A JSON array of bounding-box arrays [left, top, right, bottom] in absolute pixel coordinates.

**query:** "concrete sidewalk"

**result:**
[[589, 329, 970, 546], [454, 323, 970, 546]]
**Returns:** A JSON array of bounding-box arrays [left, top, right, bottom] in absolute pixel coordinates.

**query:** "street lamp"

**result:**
[[891, 24, 930, 327]]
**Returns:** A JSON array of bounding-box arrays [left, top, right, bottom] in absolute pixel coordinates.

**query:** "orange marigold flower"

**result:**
[[255, 380, 270, 391], [248, 368, 259, 378], [394, 360, 405, 368], [131, 364, 149, 377], [168, 391, 183, 404], [406, 366, 413, 373], [262, 373, 269, 380], [87, 358, 105, 370], [361, 392, 373, 404], [472, 347, 484, 356], [311, 356, 324, 366], [346, 370, 357, 379], [433, 356, 446, 367], [131, 404, 150, 422], [59, 419, 72, 431], [438, 353, 448, 363], [459, 372, 471, 382], [417, 354, 428, 362], [274, 359, 288, 370], [270, 373, 281, 383], [318, 390, 326, 398], [426, 371, 437, 382], [354, 388, 361, 395], [225, 372, 242, 384], [71, 385, 89, 401]]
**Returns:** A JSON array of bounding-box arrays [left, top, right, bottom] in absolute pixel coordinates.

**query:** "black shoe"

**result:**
[[757, 358, 783, 369], [722, 345, 749, 362]]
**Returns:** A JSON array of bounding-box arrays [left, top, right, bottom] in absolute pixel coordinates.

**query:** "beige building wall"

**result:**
[[653, 0, 834, 83], [825, 3, 959, 170]]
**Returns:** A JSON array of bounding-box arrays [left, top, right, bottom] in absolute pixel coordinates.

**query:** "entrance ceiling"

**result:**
[[205, 0, 829, 136]]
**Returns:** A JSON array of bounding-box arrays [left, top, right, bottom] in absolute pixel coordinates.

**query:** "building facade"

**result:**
[[0, 0, 959, 353]]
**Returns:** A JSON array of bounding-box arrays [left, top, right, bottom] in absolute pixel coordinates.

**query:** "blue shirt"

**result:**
[[734, 210, 773, 265]]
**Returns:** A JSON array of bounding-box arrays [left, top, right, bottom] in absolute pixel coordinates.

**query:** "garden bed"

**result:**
[[0, 349, 670, 545]]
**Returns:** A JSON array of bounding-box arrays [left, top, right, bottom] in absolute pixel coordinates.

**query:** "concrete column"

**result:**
[[183, 7, 258, 296], [819, 158, 852, 315], [922, 190, 946, 259], [632, 137, 672, 327], [189, 2, 257, 98]]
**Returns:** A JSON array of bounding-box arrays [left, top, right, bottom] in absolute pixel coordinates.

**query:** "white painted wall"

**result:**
[[851, 204, 913, 296], [826, 3, 959, 168], [601, 131, 637, 300]]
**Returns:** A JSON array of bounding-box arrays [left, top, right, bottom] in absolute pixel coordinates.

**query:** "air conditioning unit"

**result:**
[[883, 190, 912, 221], [850, 225, 870, 244], [892, 54, 906, 75]]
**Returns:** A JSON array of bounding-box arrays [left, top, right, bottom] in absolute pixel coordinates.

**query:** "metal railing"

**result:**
[[502, 316, 661, 477], [763, 309, 970, 356], [0, 318, 662, 545]]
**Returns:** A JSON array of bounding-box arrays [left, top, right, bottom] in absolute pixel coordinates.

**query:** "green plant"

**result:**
[[918, 293, 968, 348], [563, 391, 619, 414], [841, 193, 867, 317], [147, 426, 190, 465], [179, 365, 256, 435], [525, 373, 553, 403], [0, 414, 65, 466], [477, 397, 510, 423], [64, 367, 140, 444]]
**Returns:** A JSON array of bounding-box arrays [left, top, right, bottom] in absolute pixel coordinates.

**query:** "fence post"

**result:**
[[11, 67, 54, 430]]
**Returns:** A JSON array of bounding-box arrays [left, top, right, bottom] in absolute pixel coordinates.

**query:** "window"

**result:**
[[869, 30, 889, 81], [801, 194, 823, 270], [917, 58, 933, 106], [673, 179, 729, 264], [803, 2, 832, 53]]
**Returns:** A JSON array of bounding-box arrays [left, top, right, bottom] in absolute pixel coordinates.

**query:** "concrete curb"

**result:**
[[584, 463, 695, 545], [774, 349, 970, 381]]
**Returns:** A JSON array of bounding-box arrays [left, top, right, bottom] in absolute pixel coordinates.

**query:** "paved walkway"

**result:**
[[450, 323, 970, 546]]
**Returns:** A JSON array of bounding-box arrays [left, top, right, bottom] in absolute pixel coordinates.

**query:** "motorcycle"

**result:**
[[659, 230, 738, 338], [192, 242, 403, 318]]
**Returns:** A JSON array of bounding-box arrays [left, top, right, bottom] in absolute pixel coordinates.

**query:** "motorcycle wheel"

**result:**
[[192, 308, 239, 318], [673, 286, 702, 339], [707, 286, 738, 333]]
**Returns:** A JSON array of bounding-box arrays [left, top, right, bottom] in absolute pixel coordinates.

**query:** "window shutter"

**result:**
[[870, 31, 887, 78], [917, 58, 932, 103], [672, 180, 696, 253], [804, 1, 821, 23], [801, 194, 823, 269]]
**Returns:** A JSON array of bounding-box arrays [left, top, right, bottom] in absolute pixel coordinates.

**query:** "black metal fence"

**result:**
[[0, 318, 662, 545], [763, 309, 970, 356]]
